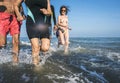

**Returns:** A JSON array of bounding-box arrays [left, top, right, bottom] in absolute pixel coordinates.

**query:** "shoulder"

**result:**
[[58, 15, 61, 18], [58, 15, 61, 17]]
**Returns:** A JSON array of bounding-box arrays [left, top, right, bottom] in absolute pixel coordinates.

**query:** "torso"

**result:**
[[25, 0, 48, 24], [59, 15, 68, 29], [0, 0, 15, 14]]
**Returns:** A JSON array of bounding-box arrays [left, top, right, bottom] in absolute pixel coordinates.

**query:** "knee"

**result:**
[[60, 41, 65, 45], [41, 38, 50, 52], [13, 39, 19, 45], [14, 41, 19, 45], [41, 45, 49, 52], [65, 41, 69, 46]]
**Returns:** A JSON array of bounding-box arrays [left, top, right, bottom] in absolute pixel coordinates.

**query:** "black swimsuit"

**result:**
[[25, 0, 50, 39]]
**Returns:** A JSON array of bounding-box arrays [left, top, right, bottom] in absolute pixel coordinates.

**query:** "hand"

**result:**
[[40, 8, 48, 15], [65, 26, 72, 30], [22, 15, 26, 20], [53, 25, 58, 30], [68, 26, 72, 30], [67, 27, 72, 30], [17, 15, 24, 21]]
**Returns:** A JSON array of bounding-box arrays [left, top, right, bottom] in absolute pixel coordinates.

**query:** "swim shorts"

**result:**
[[0, 12, 20, 36], [26, 16, 50, 39]]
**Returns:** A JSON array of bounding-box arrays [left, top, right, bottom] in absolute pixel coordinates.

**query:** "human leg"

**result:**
[[64, 30, 69, 53], [26, 16, 41, 65], [0, 35, 6, 48], [12, 34, 19, 63], [30, 38, 40, 65], [58, 30, 65, 46], [40, 38, 50, 52], [0, 12, 9, 48], [9, 15, 21, 63]]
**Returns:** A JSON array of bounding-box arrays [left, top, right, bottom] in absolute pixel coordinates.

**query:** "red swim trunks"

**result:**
[[0, 12, 20, 36]]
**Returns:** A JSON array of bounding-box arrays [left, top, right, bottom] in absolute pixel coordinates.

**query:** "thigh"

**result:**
[[0, 20, 8, 36], [64, 30, 69, 43], [59, 30, 65, 43], [26, 17, 38, 39], [41, 38, 50, 47], [10, 16, 20, 36]]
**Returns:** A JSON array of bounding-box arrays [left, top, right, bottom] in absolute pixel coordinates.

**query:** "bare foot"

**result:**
[[32, 55, 40, 66], [64, 50, 69, 55]]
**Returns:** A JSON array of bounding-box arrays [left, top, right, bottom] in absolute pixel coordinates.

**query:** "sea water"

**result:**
[[0, 37, 120, 83]]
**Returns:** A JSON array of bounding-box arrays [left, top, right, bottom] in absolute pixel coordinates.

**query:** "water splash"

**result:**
[[80, 65, 109, 83], [21, 73, 30, 82]]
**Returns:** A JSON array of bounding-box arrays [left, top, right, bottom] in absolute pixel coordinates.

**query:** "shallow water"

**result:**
[[0, 37, 120, 83]]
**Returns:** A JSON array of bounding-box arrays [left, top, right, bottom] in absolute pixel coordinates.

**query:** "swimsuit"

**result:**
[[0, 12, 20, 36], [25, 0, 51, 39]]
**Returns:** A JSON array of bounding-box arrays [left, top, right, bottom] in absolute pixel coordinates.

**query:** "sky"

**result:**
[[20, 0, 120, 37]]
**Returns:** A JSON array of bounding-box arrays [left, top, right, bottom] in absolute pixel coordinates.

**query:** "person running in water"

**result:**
[[15, 0, 52, 66], [55, 5, 70, 54], [0, 0, 23, 63]]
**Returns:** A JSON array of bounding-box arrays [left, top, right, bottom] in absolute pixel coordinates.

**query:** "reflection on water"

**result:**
[[0, 37, 120, 83]]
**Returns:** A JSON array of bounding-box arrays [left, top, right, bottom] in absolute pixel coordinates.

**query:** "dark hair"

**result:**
[[60, 5, 69, 15], [51, 5, 56, 25]]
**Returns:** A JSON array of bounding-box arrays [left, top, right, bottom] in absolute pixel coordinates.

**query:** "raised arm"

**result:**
[[40, 0, 52, 16], [47, 0, 52, 15]]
